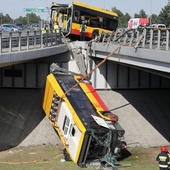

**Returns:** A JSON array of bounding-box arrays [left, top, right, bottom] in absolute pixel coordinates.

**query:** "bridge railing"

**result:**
[[0, 29, 62, 53], [96, 27, 170, 51]]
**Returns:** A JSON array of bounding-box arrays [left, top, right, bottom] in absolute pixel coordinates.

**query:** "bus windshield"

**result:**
[[50, 1, 118, 40]]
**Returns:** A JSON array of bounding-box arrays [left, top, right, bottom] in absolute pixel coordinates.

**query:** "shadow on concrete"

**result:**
[[0, 88, 45, 151], [117, 89, 170, 142]]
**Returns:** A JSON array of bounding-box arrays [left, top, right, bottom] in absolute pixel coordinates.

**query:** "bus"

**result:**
[[42, 65, 127, 169], [50, 1, 118, 40]]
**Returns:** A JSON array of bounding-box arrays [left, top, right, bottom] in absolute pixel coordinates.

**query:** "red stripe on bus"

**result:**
[[85, 83, 109, 110], [71, 29, 92, 38]]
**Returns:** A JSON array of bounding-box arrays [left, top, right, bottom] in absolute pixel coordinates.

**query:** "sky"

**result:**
[[0, 0, 168, 21]]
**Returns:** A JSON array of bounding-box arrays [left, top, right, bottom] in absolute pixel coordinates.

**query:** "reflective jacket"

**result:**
[[41, 27, 46, 34], [156, 152, 170, 168], [54, 24, 59, 33]]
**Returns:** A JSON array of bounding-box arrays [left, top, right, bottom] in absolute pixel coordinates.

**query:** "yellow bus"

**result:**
[[50, 1, 118, 40], [42, 66, 127, 169]]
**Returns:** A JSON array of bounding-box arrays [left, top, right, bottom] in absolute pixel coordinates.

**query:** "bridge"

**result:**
[[0, 28, 170, 88], [87, 28, 170, 89], [0, 27, 170, 151]]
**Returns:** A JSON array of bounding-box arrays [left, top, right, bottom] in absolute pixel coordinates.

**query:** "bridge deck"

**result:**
[[88, 27, 170, 77], [0, 30, 69, 67]]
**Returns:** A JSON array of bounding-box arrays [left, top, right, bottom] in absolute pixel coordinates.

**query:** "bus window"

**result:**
[[81, 16, 85, 21], [62, 115, 70, 135], [103, 18, 107, 29], [108, 20, 114, 30], [73, 10, 80, 22]]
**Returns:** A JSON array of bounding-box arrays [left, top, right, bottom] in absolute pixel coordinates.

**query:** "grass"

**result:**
[[0, 145, 162, 170], [120, 147, 160, 170]]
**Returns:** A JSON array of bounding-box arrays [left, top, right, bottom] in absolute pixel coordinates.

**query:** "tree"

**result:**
[[123, 13, 131, 27], [149, 14, 158, 25], [112, 7, 131, 28], [26, 13, 41, 25], [158, 5, 170, 27], [0, 13, 3, 24], [134, 9, 148, 18], [3, 14, 13, 24], [14, 16, 25, 24]]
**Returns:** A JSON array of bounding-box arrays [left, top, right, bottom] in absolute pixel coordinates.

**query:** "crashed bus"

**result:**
[[42, 64, 127, 169]]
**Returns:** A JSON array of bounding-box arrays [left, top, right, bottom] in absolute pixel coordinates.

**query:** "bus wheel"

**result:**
[[92, 31, 98, 39]]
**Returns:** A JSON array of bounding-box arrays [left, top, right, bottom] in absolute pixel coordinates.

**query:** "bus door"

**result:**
[[58, 13, 68, 32], [58, 102, 82, 161], [65, 6, 73, 34], [67, 122, 82, 161]]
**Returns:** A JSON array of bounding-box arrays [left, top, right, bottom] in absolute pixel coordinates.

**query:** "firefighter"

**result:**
[[41, 26, 47, 35], [80, 20, 87, 41], [41, 23, 47, 35], [156, 146, 170, 170]]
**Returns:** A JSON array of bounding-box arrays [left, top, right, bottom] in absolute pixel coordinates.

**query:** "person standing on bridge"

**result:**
[[156, 146, 170, 170], [80, 20, 87, 41]]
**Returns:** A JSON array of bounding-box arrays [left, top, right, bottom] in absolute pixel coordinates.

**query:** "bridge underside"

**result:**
[[88, 58, 170, 89], [0, 56, 170, 89]]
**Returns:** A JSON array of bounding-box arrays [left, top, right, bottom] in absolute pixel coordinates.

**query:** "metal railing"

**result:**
[[95, 27, 170, 51], [0, 29, 62, 53]]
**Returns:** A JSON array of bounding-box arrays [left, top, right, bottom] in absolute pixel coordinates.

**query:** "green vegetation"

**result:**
[[120, 147, 159, 170], [113, 5, 170, 28], [0, 12, 41, 25], [0, 145, 161, 170]]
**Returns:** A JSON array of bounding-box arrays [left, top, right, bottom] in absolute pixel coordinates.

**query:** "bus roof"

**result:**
[[72, 1, 118, 17]]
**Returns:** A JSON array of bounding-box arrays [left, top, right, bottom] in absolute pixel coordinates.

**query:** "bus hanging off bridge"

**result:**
[[50, 1, 118, 40]]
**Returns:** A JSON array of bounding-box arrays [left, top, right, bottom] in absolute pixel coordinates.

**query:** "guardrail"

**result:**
[[95, 27, 170, 51], [0, 29, 62, 53]]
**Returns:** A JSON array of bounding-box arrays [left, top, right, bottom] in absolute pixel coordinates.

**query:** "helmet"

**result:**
[[161, 146, 168, 152]]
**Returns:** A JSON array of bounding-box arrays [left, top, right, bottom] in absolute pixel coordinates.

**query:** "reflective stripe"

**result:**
[[158, 155, 169, 168], [159, 156, 167, 161], [54, 25, 59, 33], [159, 164, 168, 168]]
